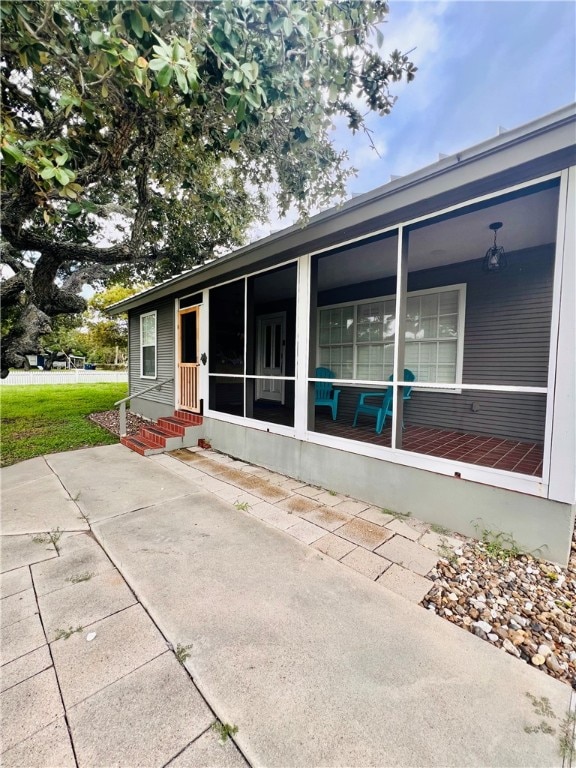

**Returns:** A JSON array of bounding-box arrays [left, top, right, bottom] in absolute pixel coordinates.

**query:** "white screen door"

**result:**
[[256, 313, 285, 402]]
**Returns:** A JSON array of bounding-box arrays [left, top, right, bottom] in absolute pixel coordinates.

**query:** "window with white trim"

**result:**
[[140, 311, 157, 378], [318, 285, 465, 384]]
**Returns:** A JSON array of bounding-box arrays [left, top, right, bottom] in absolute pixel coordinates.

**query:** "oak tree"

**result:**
[[1, 0, 415, 375]]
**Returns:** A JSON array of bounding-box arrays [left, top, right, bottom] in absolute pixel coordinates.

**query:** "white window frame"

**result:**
[[140, 311, 157, 380], [317, 284, 466, 391]]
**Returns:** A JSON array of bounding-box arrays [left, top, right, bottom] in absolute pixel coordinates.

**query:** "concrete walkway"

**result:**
[[1, 445, 572, 767]]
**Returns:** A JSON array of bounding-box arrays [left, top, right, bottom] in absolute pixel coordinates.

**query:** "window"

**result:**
[[140, 311, 157, 378], [318, 285, 465, 384]]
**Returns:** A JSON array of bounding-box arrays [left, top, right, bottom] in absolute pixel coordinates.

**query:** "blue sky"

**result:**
[[254, 0, 575, 237], [338, 0, 576, 195]]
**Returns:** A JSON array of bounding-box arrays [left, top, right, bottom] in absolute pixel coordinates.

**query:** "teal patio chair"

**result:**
[[352, 369, 415, 434], [314, 367, 341, 420]]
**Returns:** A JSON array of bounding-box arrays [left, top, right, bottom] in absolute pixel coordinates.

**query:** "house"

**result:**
[[108, 105, 576, 565]]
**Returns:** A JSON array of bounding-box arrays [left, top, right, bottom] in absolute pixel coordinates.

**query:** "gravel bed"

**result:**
[[422, 528, 576, 688], [89, 409, 149, 437]]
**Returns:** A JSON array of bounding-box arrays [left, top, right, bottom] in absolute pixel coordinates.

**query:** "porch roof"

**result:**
[[108, 103, 576, 316]]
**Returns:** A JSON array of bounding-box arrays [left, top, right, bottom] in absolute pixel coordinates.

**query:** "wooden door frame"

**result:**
[[177, 305, 201, 412]]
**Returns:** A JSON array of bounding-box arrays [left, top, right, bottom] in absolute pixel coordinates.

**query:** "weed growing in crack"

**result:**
[[472, 520, 522, 560], [437, 540, 458, 565], [558, 710, 576, 760], [32, 528, 63, 553], [213, 722, 238, 742], [384, 508, 411, 519], [430, 523, 451, 536], [234, 501, 250, 512], [66, 572, 95, 584], [54, 626, 83, 640], [175, 643, 192, 664]]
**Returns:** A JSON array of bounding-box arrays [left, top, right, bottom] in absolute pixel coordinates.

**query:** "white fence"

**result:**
[[1, 371, 128, 386]]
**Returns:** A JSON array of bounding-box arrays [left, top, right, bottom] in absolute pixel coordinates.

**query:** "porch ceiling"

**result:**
[[318, 184, 559, 291]]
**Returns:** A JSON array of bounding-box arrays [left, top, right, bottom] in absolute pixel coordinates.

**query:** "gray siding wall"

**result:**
[[129, 297, 175, 408], [321, 245, 554, 443]]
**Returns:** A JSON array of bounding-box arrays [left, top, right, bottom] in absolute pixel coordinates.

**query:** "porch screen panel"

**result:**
[[399, 178, 559, 475], [209, 280, 245, 374], [209, 376, 244, 417], [311, 229, 398, 447], [246, 262, 297, 428]]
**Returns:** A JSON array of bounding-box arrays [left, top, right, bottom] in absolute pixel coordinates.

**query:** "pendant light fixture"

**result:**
[[483, 221, 507, 272]]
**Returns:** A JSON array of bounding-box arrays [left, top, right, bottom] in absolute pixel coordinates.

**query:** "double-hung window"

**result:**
[[140, 311, 157, 379], [318, 285, 465, 385]]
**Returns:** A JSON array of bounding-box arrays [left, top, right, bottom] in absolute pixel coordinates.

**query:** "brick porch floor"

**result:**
[[315, 416, 544, 477]]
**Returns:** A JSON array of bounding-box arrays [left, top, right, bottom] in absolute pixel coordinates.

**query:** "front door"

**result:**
[[256, 313, 285, 403], [178, 307, 200, 412]]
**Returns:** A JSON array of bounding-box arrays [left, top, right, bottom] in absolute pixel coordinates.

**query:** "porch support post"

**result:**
[[547, 166, 576, 503], [199, 293, 209, 415], [392, 226, 408, 449], [295, 253, 312, 439]]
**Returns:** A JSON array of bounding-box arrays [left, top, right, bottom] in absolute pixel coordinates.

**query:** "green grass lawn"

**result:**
[[1, 383, 128, 467]]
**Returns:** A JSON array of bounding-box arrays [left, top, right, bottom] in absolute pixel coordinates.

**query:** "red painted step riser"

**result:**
[[174, 411, 203, 425], [140, 429, 171, 447], [157, 421, 186, 436]]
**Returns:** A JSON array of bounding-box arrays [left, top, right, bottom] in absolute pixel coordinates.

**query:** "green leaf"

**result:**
[[54, 167, 70, 184], [283, 18, 293, 37], [67, 202, 83, 216], [269, 17, 284, 34], [40, 165, 56, 179], [148, 57, 167, 72], [120, 46, 138, 62], [175, 67, 188, 94], [90, 31, 105, 45], [1, 144, 26, 164], [156, 64, 173, 88], [55, 152, 69, 166], [244, 90, 260, 109], [236, 99, 246, 123], [130, 10, 144, 38], [226, 94, 240, 110]]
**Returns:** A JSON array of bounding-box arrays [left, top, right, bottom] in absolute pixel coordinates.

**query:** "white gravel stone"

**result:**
[[503, 639, 521, 657]]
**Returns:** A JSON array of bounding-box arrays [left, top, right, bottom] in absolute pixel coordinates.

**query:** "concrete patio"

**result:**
[[1, 444, 573, 767]]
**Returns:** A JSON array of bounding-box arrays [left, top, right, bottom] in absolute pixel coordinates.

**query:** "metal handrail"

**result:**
[[115, 377, 174, 437]]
